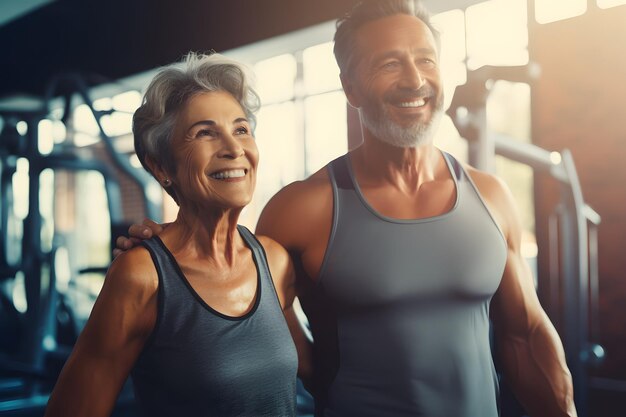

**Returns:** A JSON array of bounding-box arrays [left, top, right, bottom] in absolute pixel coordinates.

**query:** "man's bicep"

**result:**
[[256, 185, 303, 247], [491, 249, 544, 335], [256, 200, 285, 240]]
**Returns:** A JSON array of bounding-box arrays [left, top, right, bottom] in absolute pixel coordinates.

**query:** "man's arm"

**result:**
[[113, 218, 166, 257], [256, 174, 334, 391], [259, 236, 313, 382], [472, 170, 577, 417], [45, 249, 157, 417], [256, 172, 333, 281]]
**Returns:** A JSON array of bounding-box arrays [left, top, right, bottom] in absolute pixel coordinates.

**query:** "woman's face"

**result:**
[[168, 90, 259, 210]]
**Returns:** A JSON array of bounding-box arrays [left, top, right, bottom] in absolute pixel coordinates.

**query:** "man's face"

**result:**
[[344, 14, 444, 148]]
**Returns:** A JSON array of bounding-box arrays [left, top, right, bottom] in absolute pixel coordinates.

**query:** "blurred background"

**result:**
[[0, 0, 624, 416]]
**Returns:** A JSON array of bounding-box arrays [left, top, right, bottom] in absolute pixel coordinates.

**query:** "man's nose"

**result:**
[[398, 62, 426, 90]]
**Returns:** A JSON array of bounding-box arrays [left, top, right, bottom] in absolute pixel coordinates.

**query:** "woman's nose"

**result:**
[[217, 134, 245, 159]]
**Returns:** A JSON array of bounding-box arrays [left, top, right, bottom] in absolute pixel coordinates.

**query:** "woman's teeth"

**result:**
[[209, 169, 246, 179]]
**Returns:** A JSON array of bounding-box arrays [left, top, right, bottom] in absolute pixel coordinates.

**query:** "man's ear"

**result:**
[[340, 73, 362, 109]]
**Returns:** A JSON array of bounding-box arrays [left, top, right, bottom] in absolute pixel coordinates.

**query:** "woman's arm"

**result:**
[[45, 247, 158, 417]]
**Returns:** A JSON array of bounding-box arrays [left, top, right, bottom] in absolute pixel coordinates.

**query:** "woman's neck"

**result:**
[[159, 204, 244, 267]]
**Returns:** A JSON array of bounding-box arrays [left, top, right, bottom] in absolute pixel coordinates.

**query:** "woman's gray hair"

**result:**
[[333, 0, 440, 78], [133, 52, 260, 203]]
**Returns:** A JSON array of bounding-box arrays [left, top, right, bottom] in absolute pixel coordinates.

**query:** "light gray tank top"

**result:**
[[301, 152, 506, 417], [131, 225, 297, 417]]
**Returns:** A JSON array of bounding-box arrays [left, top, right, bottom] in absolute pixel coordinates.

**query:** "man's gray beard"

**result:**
[[360, 103, 443, 148]]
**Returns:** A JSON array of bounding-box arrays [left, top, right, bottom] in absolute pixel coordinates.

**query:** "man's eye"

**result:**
[[382, 61, 400, 69]]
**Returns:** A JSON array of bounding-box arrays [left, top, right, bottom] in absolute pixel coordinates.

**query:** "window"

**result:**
[[303, 42, 342, 95], [535, 0, 587, 24], [431, 8, 467, 104], [465, 0, 528, 70], [235, 30, 348, 229], [597, 0, 626, 8], [304, 91, 347, 175]]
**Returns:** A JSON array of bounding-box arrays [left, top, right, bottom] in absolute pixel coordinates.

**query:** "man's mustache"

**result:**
[[385, 85, 436, 102]]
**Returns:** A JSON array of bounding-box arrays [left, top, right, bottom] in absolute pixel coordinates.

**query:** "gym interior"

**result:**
[[0, 0, 625, 416]]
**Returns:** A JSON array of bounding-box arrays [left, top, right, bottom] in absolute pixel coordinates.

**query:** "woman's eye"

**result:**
[[235, 127, 249, 135], [197, 129, 215, 137]]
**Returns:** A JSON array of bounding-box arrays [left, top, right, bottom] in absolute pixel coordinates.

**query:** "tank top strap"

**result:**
[[328, 154, 354, 191], [442, 151, 464, 181], [236, 225, 278, 299], [140, 237, 173, 291], [140, 236, 164, 263]]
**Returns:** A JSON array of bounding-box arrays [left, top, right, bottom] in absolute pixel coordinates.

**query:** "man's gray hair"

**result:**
[[133, 52, 260, 203], [333, 0, 440, 78]]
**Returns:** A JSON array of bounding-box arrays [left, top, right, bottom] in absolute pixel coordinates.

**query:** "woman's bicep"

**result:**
[[45, 250, 157, 417]]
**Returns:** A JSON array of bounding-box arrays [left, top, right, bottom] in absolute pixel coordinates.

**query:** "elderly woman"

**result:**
[[45, 53, 310, 417]]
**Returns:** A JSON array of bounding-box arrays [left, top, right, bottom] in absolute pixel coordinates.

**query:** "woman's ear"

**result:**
[[145, 156, 172, 187]]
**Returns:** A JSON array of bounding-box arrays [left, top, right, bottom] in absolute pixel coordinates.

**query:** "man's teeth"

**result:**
[[209, 169, 246, 179], [398, 99, 426, 108]]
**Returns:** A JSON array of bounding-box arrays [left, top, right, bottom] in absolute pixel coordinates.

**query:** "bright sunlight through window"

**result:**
[[597, 0, 626, 8], [535, 0, 587, 24], [466, 0, 528, 70]]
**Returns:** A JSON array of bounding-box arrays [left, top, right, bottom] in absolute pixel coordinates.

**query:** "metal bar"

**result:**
[[588, 224, 600, 345], [0, 154, 17, 274], [492, 133, 569, 183], [19, 115, 45, 372], [561, 149, 590, 416], [469, 108, 495, 173], [547, 212, 561, 327], [583, 204, 601, 226]]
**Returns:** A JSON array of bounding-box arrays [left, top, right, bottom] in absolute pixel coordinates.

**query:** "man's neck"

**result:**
[[352, 132, 441, 190]]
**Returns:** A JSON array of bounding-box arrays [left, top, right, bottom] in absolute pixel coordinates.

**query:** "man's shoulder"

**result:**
[[464, 164, 518, 240], [265, 164, 332, 211], [460, 163, 508, 198], [256, 163, 334, 244]]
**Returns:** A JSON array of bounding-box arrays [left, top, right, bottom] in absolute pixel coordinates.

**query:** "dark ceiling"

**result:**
[[0, 0, 486, 103], [0, 0, 360, 101]]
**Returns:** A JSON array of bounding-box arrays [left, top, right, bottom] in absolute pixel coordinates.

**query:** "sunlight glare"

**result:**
[[535, 0, 586, 24], [597, 0, 626, 8]]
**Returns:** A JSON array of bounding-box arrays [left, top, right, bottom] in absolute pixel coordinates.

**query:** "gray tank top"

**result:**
[[131, 225, 297, 417], [300, 152, 506, 417]]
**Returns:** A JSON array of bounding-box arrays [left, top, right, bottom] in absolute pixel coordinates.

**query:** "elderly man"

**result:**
[[256, 1, 576, 416], [120, 1, 577, 416]]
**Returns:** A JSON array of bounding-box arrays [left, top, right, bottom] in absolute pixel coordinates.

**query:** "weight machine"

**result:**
[[0, 73, 162, 416]]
